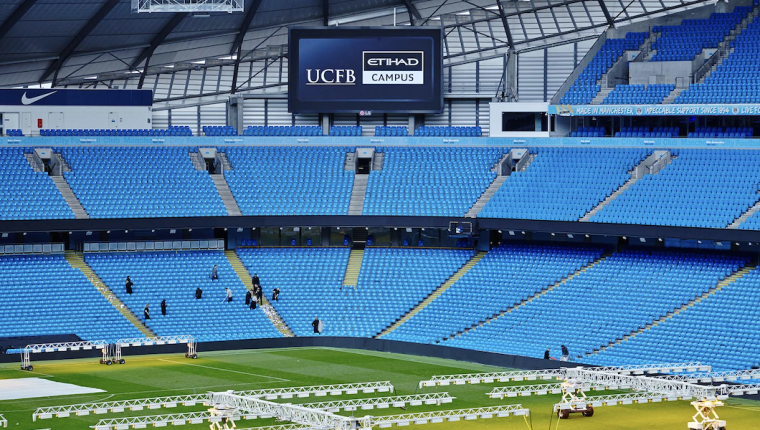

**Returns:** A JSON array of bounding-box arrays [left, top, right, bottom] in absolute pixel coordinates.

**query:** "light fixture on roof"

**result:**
[[86, 231, 92, 236], [658, 238, 663, 242], [640, 238, 646, 243], [170, 229, 176, 234], [23, 232, 26, 236], [508, 231, 515, 236], [585, 234, 590, 238], [521, 231, 525, 235], [236, 228, 243, 232], [567, 234, 574, 239], [622, 236, 627, 240], [551, 233, 555, 236], [84, 76, 98, 80]]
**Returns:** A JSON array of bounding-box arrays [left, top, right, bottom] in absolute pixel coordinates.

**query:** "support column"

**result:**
[[228, 96, 244, 134], [321, 113, 331, 136], [505, 48, 517, 101]]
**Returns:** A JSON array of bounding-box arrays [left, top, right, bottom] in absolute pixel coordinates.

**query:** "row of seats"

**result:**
[[374, 126, 409, 137], [602, 84, 675, 105], [651, 8, 749, 61], [687, 127, 753, 138], [243, 126, 322, 136], [40, 126, 193, 137], [329, 126, 362, 136], [203, 126, 237, 136], [615, 126, 679, 138], [413, 126, 482, 137], [6, 129, 24, 136], [569, 126, 604, 137]]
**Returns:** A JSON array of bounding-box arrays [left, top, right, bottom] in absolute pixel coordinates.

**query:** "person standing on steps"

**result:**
[[161, 299, 167, 316], [256, 286, 263, 305], [252, 273, 260, 288], [272, 287, 280, 302], [312, 317, 322, 334], [561, 345, 569, 361], [245, 289, 252, 306], [195, 286, 203, 299], [211, 265, 219, 281], [144, 303, 150, 321], [126, 276, 133, 295]]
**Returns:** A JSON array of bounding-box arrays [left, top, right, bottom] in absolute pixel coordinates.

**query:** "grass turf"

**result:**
[[0, 347, 758, 430]]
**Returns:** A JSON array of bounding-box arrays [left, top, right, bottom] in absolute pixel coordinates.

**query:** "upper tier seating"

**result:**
[[61, 146, 227, 219], [363, 147, 503, 216], [329, 126, 362, 136], [236, 247, 474, 337], [590, 149, 760, 228], [374, 126, 408, 136], [0, 254, 143, 342], [85, 251, 281, 342], [413, 126, 482, 137], [560, 32, 648, 105], [223, 146, 354, 215], [243, 126, 322, 136], [0, 147, 74, 220], [651, 8, 749, 61], [615, 126, 679, 138], [676, 17, 760, 104], [602, 84, 675, 105], [569, 126, 604, 137], [480, 148, 648, 221], [203, 126, 237, 136], [687, 127, 753, 138], [41, 126, 192, 137], [445, 249, 748, 360], [591, 265, 759, 371], [384, 244, 604, 344]]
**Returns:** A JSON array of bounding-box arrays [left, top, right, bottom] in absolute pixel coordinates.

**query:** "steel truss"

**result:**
[[717, 384, 760, 396], [593, 363, 711, 375], [33, 394, 208, 421], [235, 381, 393, 400], [301, 393, 454, 412], [20, 340, 109, 371], [207, 392, 372, 430], [131, 0, 244, 13], [93, 410, 241, 430], [113, 335, 197, 363], [418, 370, 562, 388], [556, 392, 687, 410], [370, 405, 529, 428], [488, 382, 604, 398], [563, 368, 720, 401], [658, 369, 760, 384]]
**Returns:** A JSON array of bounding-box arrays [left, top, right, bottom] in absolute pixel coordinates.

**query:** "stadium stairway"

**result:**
[[376, 251, 487, 338], [695, 6, 759, 85], [465, 152, 514, 218], [212, 174, 242, 216], [224, 250, 294, 337], [342, 249, 364, 288], [64, 250, 154, 337], [51, 176, 89, 219], [580, 151, 674, 221], [590, 263, 756, 356], [348, 176, 368, 215], [727, 196, 760, 228], [450, 251, 612, 340]]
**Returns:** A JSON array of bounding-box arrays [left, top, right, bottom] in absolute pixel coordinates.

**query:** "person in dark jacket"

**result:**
[[161, 299, 167, 316], [272, 287, 280, 302], [144, 304, 150, 321], [211, 265, 219, 281], [252, 273, 260, 287], [256, 287, 263, 305], [126, 276, 133, 295], [544, 348, 556, 360], [195, 287, 203, 299], [561, 345, 569, 361], [245, 289, 252, 305], [249, 297, 257, 310], [312, 317, 321, 334]]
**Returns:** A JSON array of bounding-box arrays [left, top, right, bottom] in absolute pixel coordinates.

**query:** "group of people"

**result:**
[[544, 345, 571, 361]]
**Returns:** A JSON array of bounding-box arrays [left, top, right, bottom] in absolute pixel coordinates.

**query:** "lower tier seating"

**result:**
[[0, 254, 143, 341], [444, 249, 748, 361], [236, 247, 474, 337], [85, 251, 282, 342]]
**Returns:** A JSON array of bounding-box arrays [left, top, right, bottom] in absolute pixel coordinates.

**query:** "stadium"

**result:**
[[1, 0, 760, 429]]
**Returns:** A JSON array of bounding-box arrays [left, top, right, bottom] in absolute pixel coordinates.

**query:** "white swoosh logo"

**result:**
[[21, 91, 57, 105]]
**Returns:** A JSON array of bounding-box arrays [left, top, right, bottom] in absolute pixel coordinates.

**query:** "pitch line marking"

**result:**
[[157, 359, 290, 382]]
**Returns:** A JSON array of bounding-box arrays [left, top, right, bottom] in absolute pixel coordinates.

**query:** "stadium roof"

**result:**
[[0, 0, 714, 88]]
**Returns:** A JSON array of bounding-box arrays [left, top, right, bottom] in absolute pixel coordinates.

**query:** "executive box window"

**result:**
[[502, 112, 549, 132]]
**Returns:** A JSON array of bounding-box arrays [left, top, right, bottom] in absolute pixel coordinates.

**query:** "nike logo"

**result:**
[[21, 91, 57, 105]]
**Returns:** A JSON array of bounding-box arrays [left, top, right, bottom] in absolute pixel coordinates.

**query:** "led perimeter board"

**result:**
[[288, 27, 444, 114]]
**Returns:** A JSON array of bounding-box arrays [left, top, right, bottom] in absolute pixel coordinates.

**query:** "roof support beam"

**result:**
[[323, 0, 329, 26], [39, 0, 121, 84], [130, 13, 187, 70], [495, 0, 514, 48], [598, 0, 614, 26], [230, 0, 264, 56], [401, 0, 422, 23], [0, 0, 39, 41]]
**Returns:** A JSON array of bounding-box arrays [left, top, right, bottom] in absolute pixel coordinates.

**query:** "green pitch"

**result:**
[[1, 347, 759, 430]]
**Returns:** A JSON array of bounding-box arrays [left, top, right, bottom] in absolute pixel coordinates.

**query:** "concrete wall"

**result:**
[[629, 61, 692, 85], [489, 102, 550, 137], [0, 105, 152, 136]]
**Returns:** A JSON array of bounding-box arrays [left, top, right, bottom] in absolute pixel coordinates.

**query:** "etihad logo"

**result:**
[[363, 51, 424, 85]]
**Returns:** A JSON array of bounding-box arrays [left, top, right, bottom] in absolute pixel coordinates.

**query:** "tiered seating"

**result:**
[[591, 149, 760, 228], [676, 18, 760, 104], [86, 251, 281, 342], [0, 254, 143, 342], [363, 147, 503, 216], [687, 126, 752, 138], [374, 126, 409, 136], [384, 244, 604, 344], [40, 126, 192, 137], [651, 8, 749, 61], [0, 147, 73, 220], [602, 84, 674, 105], [237, 247, 473, 337], [413, 126, 482, 137], [223, 146, 354, 215], [329, 126, 362, 136], [591, 265, 759, 371], [243, 126, 322, 136], [480, 148, 648, 221], [203, 126, 236, 136], [615, 126, 679, 138], [445, 249, 748, 359], [570, 126, 604, 137], [61, 146, 226, 218], [560, 32, 647, 104], [6, 129, 23, 136]]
